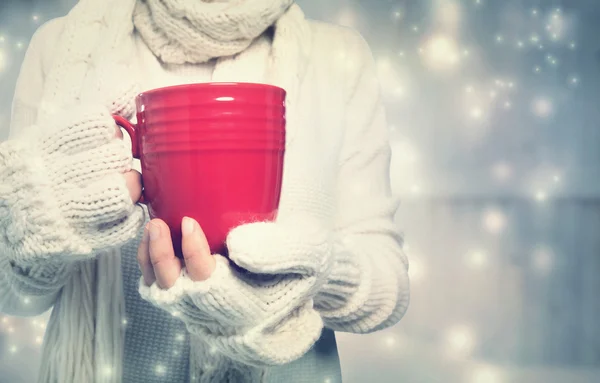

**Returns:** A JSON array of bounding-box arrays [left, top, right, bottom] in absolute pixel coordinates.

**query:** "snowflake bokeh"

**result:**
[[1, 0, 600, 382]]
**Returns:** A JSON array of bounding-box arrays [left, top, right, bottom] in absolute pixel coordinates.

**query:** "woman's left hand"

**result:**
[[135, 216, 333, 365], [137, 217, 217, 289]]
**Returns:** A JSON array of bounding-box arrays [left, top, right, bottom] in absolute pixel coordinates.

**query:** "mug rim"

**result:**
[[137, 82, 286, 99]]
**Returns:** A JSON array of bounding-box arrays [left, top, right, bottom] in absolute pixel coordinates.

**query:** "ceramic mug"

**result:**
[[113, 82, 286, 257]]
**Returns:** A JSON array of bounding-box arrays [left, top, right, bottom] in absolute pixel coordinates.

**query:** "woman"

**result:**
[[0, 0, 410, 382]]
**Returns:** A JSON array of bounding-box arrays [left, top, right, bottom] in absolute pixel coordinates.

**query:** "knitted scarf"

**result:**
[[34, 0, 311, 381], [134, 0, 294, 64]]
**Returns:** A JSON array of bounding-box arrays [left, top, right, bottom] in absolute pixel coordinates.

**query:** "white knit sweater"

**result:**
[[0, 5, 410, 382]]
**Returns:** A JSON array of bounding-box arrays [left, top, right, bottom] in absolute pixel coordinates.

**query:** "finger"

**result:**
[[137, 224, 156, 286], [148, 219, 182, 289], [181, 217, 216, 282], [124, 170, 142, 203], [114, 125, 124, 139]]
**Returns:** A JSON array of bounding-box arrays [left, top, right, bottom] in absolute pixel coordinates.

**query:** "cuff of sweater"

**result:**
[[314, 246, 380, 331], [0, 252, 73, 297], [0, 140, 94, 260], [139, 258, 325, 366], [316, 246, 410, 333], [188, 300, 324, 367], [138, 255, 282, 334], [138, 256, 229, 329], [138, 257, 225, 304], [314, 248, 362, 311]]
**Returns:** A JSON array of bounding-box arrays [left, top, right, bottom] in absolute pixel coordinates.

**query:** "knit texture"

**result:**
[[0, 1, 410, 382], [3, 2, 146, 382], [135, 7, 330, 376], [0, 105, 143, 262], [133, 0, 294, 64]]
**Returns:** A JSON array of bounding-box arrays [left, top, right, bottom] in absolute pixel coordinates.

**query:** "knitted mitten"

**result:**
[[0, 104, 145, 265], [139, 219, 333, 366]]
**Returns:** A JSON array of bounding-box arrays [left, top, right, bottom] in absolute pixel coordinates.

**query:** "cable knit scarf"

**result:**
[[134, 0, 294, 64], [34, 0, 311, 382]]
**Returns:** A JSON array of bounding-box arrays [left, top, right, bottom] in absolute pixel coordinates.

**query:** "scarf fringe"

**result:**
[[94, 251, 126, 383], [38, 261, 96, 383]]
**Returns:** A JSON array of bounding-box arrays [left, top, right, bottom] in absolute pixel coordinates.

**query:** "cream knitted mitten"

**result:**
[[139, 218, 333, 366], [0, 104, 144, 264]]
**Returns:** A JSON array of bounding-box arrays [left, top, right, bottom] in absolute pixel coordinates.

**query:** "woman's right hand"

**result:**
[[114, 125, 143, 203], [0, 104, 147, 261]]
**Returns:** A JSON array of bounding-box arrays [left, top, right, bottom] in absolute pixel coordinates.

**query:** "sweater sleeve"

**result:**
[[313, 29, 410, 333], [9, 19, 65, 139], [0, 18, 75, 317]]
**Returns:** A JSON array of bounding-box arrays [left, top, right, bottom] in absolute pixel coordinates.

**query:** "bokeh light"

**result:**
[[532, 97, 553, 118], [422, 34, 461, 71], [1, 0, 599, 382], [444, 324, 477, 358], [468, 365, 504, 383], [0, 48, 6, 73], [407, 255, 425, 283], [465, 249, 489, 269], [482, 208, 507, 235], [532, 246, 554, 275], [491, 161, 513, 182]]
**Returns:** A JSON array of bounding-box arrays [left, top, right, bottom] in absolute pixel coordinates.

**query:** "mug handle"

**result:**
[[113, 115, 146, 204]]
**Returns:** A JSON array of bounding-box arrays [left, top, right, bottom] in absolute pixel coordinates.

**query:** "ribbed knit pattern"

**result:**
[[0, 105, 143, 262], [189, 337, 267, 383], [133, 0, 293, 64], [0, 1, 410, 382], [1, 3, 147, 382], [2, 255, 73, 297]]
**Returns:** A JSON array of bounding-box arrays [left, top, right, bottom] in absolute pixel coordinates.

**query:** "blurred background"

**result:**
[[1, 0, 600, 382]]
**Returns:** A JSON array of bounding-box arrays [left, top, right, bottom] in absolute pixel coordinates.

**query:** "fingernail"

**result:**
[[182, 217, 195, 236], [148, 222, 161, 241]]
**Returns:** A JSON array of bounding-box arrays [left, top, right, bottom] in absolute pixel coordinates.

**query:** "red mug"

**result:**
[[114, 82, 286, 257]]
